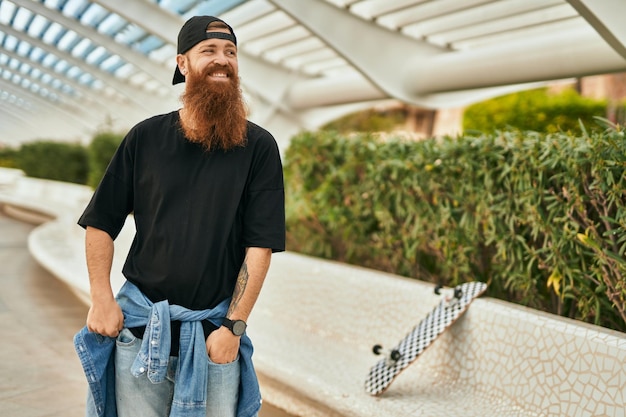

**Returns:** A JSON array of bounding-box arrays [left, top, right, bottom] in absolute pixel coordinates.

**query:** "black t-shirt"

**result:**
[[78, 111, 285, 311]]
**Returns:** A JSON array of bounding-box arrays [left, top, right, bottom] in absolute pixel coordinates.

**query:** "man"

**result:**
[[74, 15, 285, 417]]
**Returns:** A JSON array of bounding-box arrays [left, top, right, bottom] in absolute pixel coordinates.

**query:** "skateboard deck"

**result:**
[[364, 281, 488, 396]]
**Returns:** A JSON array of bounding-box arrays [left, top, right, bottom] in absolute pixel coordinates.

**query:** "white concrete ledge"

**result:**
[[249, 254, 626, 417], [1, 169, 624, 417]]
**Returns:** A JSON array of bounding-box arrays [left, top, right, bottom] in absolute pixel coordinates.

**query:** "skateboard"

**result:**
[[364, 281, 488, 396]]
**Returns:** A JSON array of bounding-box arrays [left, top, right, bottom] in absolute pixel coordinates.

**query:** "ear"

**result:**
[[176, 54, 187, 75]]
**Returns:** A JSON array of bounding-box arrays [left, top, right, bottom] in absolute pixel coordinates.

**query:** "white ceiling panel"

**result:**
[[0, 0, 624, 147]]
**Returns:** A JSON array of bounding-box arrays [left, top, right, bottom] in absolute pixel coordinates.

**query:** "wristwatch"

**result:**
[[222, 318, 247, 336]]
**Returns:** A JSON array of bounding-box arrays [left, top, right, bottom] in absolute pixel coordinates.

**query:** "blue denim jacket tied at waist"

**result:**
[[74, 280, 261, 417]]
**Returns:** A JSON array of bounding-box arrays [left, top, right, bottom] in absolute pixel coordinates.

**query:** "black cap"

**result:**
[[172, 16, 237, 85]]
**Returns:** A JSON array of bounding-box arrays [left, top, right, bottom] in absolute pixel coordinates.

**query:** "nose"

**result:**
[[212, 52, 229, 66]]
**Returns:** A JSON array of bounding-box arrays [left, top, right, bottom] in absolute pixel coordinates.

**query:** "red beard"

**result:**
[[179, 64, 248, 151]]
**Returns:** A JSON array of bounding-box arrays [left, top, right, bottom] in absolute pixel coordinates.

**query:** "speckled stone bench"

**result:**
[[249, 252, 626, 417], [2, 170, 625, 417]]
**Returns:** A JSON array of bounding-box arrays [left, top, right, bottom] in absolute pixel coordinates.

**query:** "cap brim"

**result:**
[[172, 66, 185, 85]]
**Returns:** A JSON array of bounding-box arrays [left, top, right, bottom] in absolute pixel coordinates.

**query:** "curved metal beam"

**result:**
[[268, 0, 443, 104], [407, 29, 626, 94], [269, 0, 626, 102], [567, 0, 626, 60]]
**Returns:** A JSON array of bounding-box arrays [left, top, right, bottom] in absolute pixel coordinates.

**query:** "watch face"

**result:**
[[232, 320, 246, 336]]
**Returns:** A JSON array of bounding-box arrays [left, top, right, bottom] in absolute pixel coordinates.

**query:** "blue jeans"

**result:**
[[115, 328, 240, 417]]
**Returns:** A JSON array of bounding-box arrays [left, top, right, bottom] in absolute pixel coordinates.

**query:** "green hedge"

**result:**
[[87, 132, 124, 188], [0, 148, 19, 168], [283, 120, 626, 332], [16, 141, 88, 184], [463, 88, 607, 133], [0, 132, 123, 188]]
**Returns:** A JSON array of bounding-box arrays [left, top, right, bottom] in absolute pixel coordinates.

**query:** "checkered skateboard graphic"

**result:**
[[365, 281, 488, 396]]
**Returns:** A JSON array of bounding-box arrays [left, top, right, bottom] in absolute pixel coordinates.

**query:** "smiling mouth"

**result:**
[[208, 71, 229, 80]]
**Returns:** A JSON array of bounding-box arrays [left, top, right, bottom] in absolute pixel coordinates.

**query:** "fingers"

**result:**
[[85, 300, 124, 337], [86, 322, 123, 337], [206, 328, 240, 364], [86, 314, 124, 337]]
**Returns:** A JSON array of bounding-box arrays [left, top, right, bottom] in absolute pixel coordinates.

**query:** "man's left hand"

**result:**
[[205, 326, 240, 364]]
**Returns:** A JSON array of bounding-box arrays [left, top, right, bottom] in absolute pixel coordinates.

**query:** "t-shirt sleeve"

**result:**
[[242, 132, 286, 252], [77, 132, 135, 240]]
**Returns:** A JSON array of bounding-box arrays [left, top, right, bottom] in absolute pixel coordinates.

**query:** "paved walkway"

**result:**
[[0, 212, 293, 417]]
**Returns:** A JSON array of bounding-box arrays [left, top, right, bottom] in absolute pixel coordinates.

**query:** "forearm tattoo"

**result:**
[[228, 261, 248, 317]]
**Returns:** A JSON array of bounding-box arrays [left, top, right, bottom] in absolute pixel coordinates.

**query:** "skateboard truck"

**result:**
[[372, 344, 402, 366], [434, 284, 463, 306]]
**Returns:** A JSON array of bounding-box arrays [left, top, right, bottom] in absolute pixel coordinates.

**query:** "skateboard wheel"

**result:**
[[372, 344, 383, 355], [454, 288, 463, 299], [434, 284, 443, 295], [390, 350, 401, 361]]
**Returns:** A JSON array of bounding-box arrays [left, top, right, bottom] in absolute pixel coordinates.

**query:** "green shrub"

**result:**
[[463, 88, 607, 133], [321, 107, 408, 133], [0, 147, 19, 168], [16, 141, 88, 184], [87, 131, 123, 188], [284, 121, 626, 332]]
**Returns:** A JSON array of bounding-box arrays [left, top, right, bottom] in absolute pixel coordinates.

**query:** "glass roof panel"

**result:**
[[4, 35, 18, 51], [79, 3, 108, 26], [16, 40, 30, 56], [61, 0, 89, 18], [220, 0, 273, 25], [159, 0, 197, 15], [101, 55, 123, 72], [40, 53, 56, 68], [189, 0, 247, 18], [12, 7, 33, 31], [85, 45, 106, 65], [114, 62, 134, 78], [114, 24, 146, 45], [0, 1, 17, 24], [71, 37, 91, 58], [41, 21, 63, 44], [452, 16, 589, 50], [232, 10, 294, 42], [97, 14, 128, 37], [135, 36, 165, 54], [27, 14, 48, 37], [57, 29, 78, 51], [29, 47, 45, 61], [348, 0, 429, 19], [148, 43, 176, 63], [376, 0, 493, 29], [428, 4, 577, 45]]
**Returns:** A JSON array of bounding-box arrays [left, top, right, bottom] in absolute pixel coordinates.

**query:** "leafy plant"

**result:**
[[16, 141, 88, 184], [463, 88, 607, 134], [284, 123, 626, 332], [87, 131, 124, 188]]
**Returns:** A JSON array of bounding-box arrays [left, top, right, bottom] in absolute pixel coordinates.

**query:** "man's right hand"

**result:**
[[86, 296, 124, 337], [84, 226, 122, 337]]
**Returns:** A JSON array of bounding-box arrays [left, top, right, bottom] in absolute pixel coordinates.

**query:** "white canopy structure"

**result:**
[[1, 0, 625, 149]]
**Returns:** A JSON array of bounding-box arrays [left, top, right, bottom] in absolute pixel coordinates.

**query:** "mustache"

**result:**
[[201, 64, 235, 79]]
